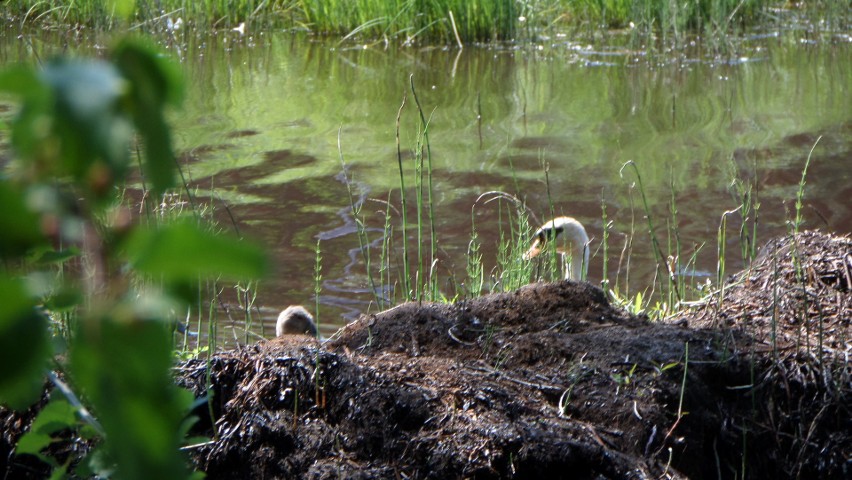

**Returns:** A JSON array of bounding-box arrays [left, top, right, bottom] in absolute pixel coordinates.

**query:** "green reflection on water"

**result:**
[[173, 34, 849, 205]]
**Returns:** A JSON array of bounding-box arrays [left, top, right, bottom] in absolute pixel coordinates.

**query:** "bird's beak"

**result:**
[[523, 238, 543, 260]]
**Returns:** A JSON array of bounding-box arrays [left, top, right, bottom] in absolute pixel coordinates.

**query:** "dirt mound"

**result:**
[[179, 282, 717, 479], [2, 231, 849, 479], [691, 230, 849, 350], [174, 232, 848, 479], [686, 230, 851, 478]]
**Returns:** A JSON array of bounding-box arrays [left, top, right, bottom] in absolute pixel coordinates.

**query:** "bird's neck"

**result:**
[[562, 243, 588, 281]]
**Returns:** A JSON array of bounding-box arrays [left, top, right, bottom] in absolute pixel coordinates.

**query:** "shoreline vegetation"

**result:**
[[2, 0, 849, 44]]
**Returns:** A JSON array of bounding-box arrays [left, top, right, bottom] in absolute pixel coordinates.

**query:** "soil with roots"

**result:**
[[2, 230, 850, 479]]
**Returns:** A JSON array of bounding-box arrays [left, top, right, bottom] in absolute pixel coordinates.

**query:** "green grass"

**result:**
[[4, 0, 849, 43], [299, 0, 518, 43], [3, 0, 290, 30]]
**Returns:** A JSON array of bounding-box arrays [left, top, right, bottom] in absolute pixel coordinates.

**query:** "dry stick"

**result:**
[[772, 244, 779, 361], [448, 10, 463, 49], [450, 48, 462, 79], [464, 365, 562, 394], [289, 387, 299, 431]]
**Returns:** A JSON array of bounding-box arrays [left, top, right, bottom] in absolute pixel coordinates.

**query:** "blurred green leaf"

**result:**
[[0, 65, 47, 98], [41, 59, 134, 199], [0, 275, 49, 410], [123, 221, 268, 282], [31, 246, 80, 265], [70, 308, 192, 480], [43, 287, 83, 312], [113, 40, 183, 195], [0, 42, 183, 202], [47, 464, 69, 480], [0, 182, 47, 259], [107, 0, 135, 19], [0, 66, 50, 162], [16, 396, 77, 462], [75, 445, 115, 478]]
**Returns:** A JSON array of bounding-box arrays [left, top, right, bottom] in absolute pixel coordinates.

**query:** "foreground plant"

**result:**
[[0, 40, 266, 478]]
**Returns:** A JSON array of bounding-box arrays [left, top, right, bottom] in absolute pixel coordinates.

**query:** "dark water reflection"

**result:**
[[1, 29, 849, 344]]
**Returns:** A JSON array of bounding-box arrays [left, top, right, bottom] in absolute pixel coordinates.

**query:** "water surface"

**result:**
[[2, 28, 850, 343]]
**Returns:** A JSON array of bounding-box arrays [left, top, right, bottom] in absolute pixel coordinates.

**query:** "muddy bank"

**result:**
[[2, 230, 850, 479]]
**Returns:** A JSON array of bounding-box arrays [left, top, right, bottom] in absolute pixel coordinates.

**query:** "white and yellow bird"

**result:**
[[523, 216, 589, 281]]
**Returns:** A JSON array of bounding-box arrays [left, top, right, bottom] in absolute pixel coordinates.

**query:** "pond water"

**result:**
[[2, 27, 850, 344]]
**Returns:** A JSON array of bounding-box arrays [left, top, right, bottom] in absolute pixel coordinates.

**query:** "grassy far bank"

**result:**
[[2, 0, 849, 43]]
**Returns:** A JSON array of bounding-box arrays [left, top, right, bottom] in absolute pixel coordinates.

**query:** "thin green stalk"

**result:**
[[207, 283, 218, 354], [313, 242, 323, 410], [338, 128, 381, 307], [717, 212, 727, 290], [205, 288, 218, 438], [195, 279, 203, 354], [314, 238, 322, 337], [751, 184, 760, 262], [237, 281, 257, 345], [789, 137, 820, 354], [684, 243, 704, 295], [467, 207, 484, 298], [601, 191, 610, 292], [677, 341, 688, 420], [620, 184, 637, 295], [726, 155, 760, 268], [665, 217, 673, 311], [793, 136, 821, 235], [739, 184, 754, 266], [496, 202, 510, 290], [380, 192, 394, 309], [669, 173, 682, 308], [413, 126, 424, 302], [409, 75, 438, 300], [512, 209, 527, 288], [607, 197, 628, 307], [543, 161, 561, 281], [716, 207, 740, 314], [484, 192, 531, 291], [620, 161, 681, 303], [394, 92, 411, 300]]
